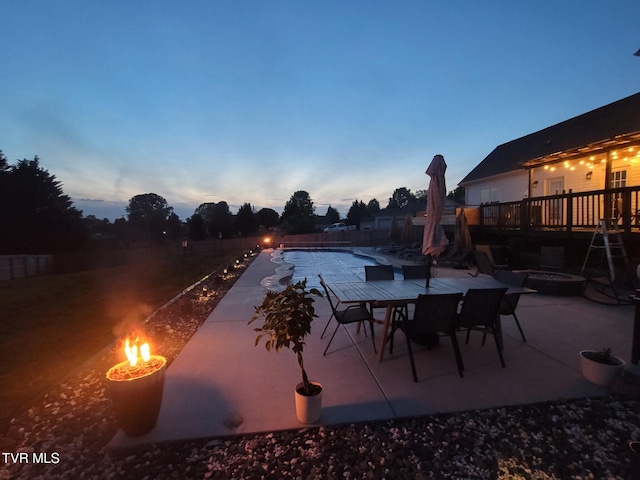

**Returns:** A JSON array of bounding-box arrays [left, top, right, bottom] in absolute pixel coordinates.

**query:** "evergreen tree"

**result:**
[[367, 198, 381, 214], [236, 203, 258, 237], [346, 200, 370, 229], [187, 213, 208, 241], [0, 154, 86, 254], [326, 205, 340, 224], [210, 201, 234, 238]]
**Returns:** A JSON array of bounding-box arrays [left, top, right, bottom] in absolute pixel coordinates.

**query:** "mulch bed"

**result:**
[[2, 252, 640, 479]]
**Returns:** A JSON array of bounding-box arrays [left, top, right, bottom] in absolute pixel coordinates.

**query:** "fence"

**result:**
[[272, 228, 412, 248], [0, 255, 54, 280], [52, 237, 264, 274], [2, 229, 404, 280]]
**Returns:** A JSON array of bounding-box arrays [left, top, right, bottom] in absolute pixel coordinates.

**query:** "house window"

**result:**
[[610, 169, 627, 188], [611, 169, 627, 219], [480, 188, 499, 204]]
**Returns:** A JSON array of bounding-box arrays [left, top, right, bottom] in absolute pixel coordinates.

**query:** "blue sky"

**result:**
[[1, 1, 639, 221]]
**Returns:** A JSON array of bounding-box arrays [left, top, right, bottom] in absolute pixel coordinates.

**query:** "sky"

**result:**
[[1, 1, 639, 222]]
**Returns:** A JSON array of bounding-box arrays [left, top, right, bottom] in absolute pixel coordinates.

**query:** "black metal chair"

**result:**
[[364, 265, 396, 318], [400, 264, 432, 319], [401, 264, 431, 281], [365, 264, 394, 281], [470, 250, 497, 277], [389, 293, 465, 381], [318, 275, 378, 355], [475, 245, 508, 269], [458, 288, 508, 368], [495, 269, 529, 342]]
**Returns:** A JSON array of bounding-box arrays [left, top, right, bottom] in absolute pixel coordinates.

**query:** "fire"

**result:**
[[124, 337, 151, 367]]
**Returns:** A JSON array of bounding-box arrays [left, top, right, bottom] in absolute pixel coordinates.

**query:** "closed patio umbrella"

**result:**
[[422, 154, 449, 257], [389, 216, 401, 243], [454, 208, 472, 250], [402, 213, 414, 244]]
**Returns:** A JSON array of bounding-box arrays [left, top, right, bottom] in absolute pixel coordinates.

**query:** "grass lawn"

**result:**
[[0, 251, 242, 426]]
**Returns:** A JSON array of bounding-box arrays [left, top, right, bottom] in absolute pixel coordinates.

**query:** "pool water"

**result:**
[[282, 250, 378, 290]]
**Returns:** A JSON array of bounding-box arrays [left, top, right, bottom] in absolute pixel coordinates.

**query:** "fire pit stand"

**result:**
[[106, 355, 167, 436]]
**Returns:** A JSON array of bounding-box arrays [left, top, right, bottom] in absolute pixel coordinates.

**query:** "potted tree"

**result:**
[[579, 347, 626, 387], [250, 279, 323, 423]]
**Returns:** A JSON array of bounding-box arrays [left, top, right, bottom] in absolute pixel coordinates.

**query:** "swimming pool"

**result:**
[[261, 249, 384, 291]]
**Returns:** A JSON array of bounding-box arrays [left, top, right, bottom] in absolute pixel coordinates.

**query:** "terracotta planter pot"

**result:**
[[106, 355, 167, 436], [579, 350, 625, 387], [295, 381, 322, 424]]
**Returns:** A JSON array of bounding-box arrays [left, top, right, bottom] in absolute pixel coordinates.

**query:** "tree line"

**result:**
[[0, 151, 463, 254]]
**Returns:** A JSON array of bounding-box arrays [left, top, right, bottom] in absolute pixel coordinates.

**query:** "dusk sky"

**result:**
[[1, 1, 639, 221]]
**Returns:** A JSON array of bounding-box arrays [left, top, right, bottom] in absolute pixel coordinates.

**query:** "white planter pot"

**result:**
[[579, 350, 625, 387], [294, 381, 322, 424]]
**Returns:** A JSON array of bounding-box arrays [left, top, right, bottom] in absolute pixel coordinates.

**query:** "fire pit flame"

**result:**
[[124, 337, 151, 367]]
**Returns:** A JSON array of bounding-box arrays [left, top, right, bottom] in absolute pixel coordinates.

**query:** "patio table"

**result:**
[[326, 277, 535, 362]]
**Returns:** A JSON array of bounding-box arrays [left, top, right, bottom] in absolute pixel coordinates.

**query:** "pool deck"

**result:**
[[109, 248, 640, 450]]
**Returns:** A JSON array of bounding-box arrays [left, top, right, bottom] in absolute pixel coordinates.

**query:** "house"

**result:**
[[362, 200, 462, 231], [460, 92, 640, 210]]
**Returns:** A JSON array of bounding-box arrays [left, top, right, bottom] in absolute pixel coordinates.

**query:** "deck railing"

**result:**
[[478, 186, 640, 234]]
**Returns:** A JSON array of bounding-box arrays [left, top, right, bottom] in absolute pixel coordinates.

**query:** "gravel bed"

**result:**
[[2, 256, 640, 479]]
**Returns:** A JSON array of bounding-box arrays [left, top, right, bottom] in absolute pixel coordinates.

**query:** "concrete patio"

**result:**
[[109, 248, 639, 450]]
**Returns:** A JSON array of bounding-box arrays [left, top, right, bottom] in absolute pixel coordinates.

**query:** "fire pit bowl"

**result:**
[[106, 355, 167, 436], [514, 270, 586, 296]]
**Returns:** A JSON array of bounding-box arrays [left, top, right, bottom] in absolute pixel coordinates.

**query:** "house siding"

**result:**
[[466, 151, 640, 205], [460, 92, 640, 206], [466, 171, 528, 206]]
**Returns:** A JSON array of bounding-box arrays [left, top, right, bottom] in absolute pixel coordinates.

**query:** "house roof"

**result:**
[[460, 91, 640, 185]]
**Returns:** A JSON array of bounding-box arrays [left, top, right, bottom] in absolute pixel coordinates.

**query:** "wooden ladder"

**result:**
[[581, 219, 628, 282]]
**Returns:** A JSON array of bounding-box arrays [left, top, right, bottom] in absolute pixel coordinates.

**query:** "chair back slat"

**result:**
[[402, 264, 431, 280], [412, 293, 463, 334], [365, 265, 394, 281], [471, 250, 496, 276], [318, 274, 338, 314], [458, 288, 507, 328]]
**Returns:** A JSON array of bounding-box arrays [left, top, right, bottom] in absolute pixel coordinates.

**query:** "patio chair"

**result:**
[[364, 264, 404, 326], [398, 243, 421, 260], [400, 264, 432, 318], [365, 264, 395, 281], [318, 275, 378, 355], [378, 243, 401, 255], [469, 250, 496, 277], [364, 264, 394, 308], [389, 293, 464, 381], [435, 246, 471, 269], [458, 287, 508, 368], [401, 264, 431, 280], [495, 270, 529, 342], [475, 245, 508, 269]]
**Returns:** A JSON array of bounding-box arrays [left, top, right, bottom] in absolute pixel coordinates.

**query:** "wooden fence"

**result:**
[[478, 186, 640, 235]]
